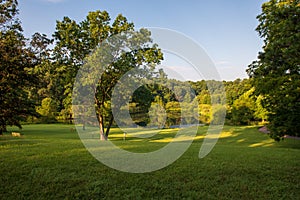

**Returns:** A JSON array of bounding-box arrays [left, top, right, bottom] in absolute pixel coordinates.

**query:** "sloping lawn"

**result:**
[[0, 124, 299, 199]]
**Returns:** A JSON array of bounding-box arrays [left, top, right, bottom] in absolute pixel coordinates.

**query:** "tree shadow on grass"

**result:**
[[217, 126, 300, 150]]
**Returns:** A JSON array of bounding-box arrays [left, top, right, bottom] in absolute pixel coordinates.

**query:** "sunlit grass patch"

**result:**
[[0, 124, 299, 199]]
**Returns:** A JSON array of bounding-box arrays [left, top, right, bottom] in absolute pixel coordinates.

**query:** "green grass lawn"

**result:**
[[0, 124, 299, 199]]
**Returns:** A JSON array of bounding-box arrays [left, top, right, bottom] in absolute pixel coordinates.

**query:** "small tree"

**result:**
[[254, 95, 269, 123], [36, 98, 59, 122], [231, 89, 256, 125]]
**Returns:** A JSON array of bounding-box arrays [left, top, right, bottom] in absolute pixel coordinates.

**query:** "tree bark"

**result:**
[[105, 116, 114, 138], [98, 113, 107, 140], [82, 121, 85, 130]]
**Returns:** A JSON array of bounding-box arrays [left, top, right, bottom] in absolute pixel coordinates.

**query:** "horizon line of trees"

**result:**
[[1, 0, 299, 141]]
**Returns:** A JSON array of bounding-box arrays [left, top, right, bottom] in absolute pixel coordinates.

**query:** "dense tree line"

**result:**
[[0, 0, 298, 141]]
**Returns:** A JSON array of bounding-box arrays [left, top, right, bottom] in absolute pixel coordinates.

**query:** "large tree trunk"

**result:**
[[105, 116, 114, 138], [98, 114, 107, 140]]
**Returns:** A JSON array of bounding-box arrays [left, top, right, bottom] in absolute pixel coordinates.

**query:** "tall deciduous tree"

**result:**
[[247, 0, 300, 141], [53, 11, 149, 120], [59, 11, 163, 140], [0, 0, 38, 134], [87, 30, 163, 140]]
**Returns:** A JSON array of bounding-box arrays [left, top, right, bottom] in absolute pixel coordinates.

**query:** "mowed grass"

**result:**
[[0, 124, 299, 199]]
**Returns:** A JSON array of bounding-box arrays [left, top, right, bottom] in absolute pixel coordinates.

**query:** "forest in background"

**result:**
[[1, 0, 299, 141]]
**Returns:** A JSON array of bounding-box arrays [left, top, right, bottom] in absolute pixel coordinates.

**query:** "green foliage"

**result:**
[[0, 0, 38, 134], [254, 95, 269, 122], [189, 80, 207, 95], [197, 90, 211, 104], [165, 101, 181, 127], [3, 0, 297, 140], [224, 78, 252, 106], [148, 96, 166, 128], [72, 14, 163, 139], [0, 0, 19, 30], [211, 105, 227, 125], [247, 0, 300, 140], [36, 98, 58, 123], [198, 104, 211, 124], [231, 89, 256, 125]]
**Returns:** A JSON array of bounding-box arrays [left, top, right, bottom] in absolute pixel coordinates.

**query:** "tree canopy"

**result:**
[[1, 0, 298, 142], [247, 0, 300, 140], [0, 0, 38, 134], [65, 12, 163, 140]]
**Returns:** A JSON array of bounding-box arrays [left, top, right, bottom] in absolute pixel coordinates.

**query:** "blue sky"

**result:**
[[19, 0, 267, 81]]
